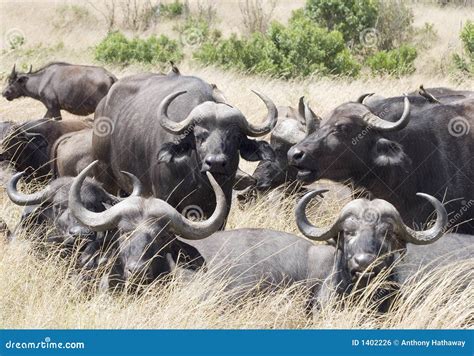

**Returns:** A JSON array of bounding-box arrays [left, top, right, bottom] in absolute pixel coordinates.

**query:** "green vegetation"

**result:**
[[94, 32, 183, 65], [194, 16, 360, 78], [366, 45, 417, 76], [453, 21, 474, 75], [159, 0, 186, 18], [304, 0, 378, 45]]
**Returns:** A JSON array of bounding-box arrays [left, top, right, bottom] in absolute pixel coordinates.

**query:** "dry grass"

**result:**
[[0, 0, 473, 329]]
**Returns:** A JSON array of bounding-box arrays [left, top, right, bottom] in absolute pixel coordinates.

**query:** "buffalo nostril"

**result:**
[[290, 148, 305, 163], [354, 254, 376, 269]]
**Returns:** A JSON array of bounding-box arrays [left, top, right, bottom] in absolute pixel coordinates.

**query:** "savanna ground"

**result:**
[[0, 0, 473, 328]]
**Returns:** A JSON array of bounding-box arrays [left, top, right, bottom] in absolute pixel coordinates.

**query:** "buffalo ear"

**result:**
[[372, 138, 411, 169], [233, 168, 256, 190], [168, 239, 205, 271], [240, 137, 275, 162], [157, 140, 193, 163]]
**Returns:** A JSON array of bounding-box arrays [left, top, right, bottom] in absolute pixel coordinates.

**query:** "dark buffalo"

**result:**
[[250, 97, 320, 191], [2, 118, 92, 181], [288, 96, 474, 233], [296, 189, 473, 311], [2, 62, 117, 119], [6, 169, 117, 244], [69, 161, 226, 286], [93, 71, 276, 220]]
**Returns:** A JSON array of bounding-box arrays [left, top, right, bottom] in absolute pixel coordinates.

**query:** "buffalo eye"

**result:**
[[17, 76, 28, 85], [194, 130, 209, 144], [335, 123, 350, 135]]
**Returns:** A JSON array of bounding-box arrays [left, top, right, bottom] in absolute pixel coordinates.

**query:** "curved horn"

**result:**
[[356, 93, 374, 104], [7, 171, 53, 205], [149, 172, 227, 240], [158, 91, 196, 135], [69, 161, 135, 231], [120, 171, 143, 197], [11, 64, 16, 77], [238, 90, 278, 137], [27, 65, 33, 74], [295, 189, 340, 241], [303, 100, 321, 136], [361, 95, 411, 131], [399, 193, 448, 245]]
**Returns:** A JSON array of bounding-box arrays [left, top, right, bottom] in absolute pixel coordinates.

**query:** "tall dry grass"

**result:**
[[0, 0, 473, 329]]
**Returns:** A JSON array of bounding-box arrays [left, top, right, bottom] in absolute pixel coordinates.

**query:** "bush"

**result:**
[[240, 0, 277, 34], [304, 0, 378, 45], [366, 45, 417, 76], [94, 32, 183, 65], [453, 21, 473, 74], [194, 16, 360, 78], [53, 4, 93, 30], [159, 0, 185, 18]]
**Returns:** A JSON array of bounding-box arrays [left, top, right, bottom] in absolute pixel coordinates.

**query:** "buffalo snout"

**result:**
[[201, 154, 228, 173]]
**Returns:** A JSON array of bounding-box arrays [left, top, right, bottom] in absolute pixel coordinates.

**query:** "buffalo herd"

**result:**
[[1, 61, 473, 312]]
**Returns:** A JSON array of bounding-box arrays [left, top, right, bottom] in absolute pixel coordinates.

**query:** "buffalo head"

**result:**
[[2, 64, 32, 101], [287, 96, 411, 183], [296, 189, 447, 286], [7, 172, 113, 244], [251, 97, 321, 191], [157, 90, 277, 176], [69, 161, 226, 284]]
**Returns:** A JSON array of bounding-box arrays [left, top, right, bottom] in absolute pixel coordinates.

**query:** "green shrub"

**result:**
[[94, 32, 183, 65], [194, 17, 360, 78], [366, 45, 417, 76], [304, 0, 378, 45], [452, 21, 473, 74], [159, 0, 185, 18], [460, 21, 474, 56]]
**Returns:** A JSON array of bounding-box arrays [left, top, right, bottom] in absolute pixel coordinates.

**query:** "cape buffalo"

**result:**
[[288, 95, 474, 234], [69, 161, 226, 286], [296, 189, 473, 311], [6, 170, 117, 244], [51, 128, 94, 177], [250, 97, 320, 191], [2, 62, 117, 119], [93, 71, 277, 221], [1, 118, 92, 181]]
